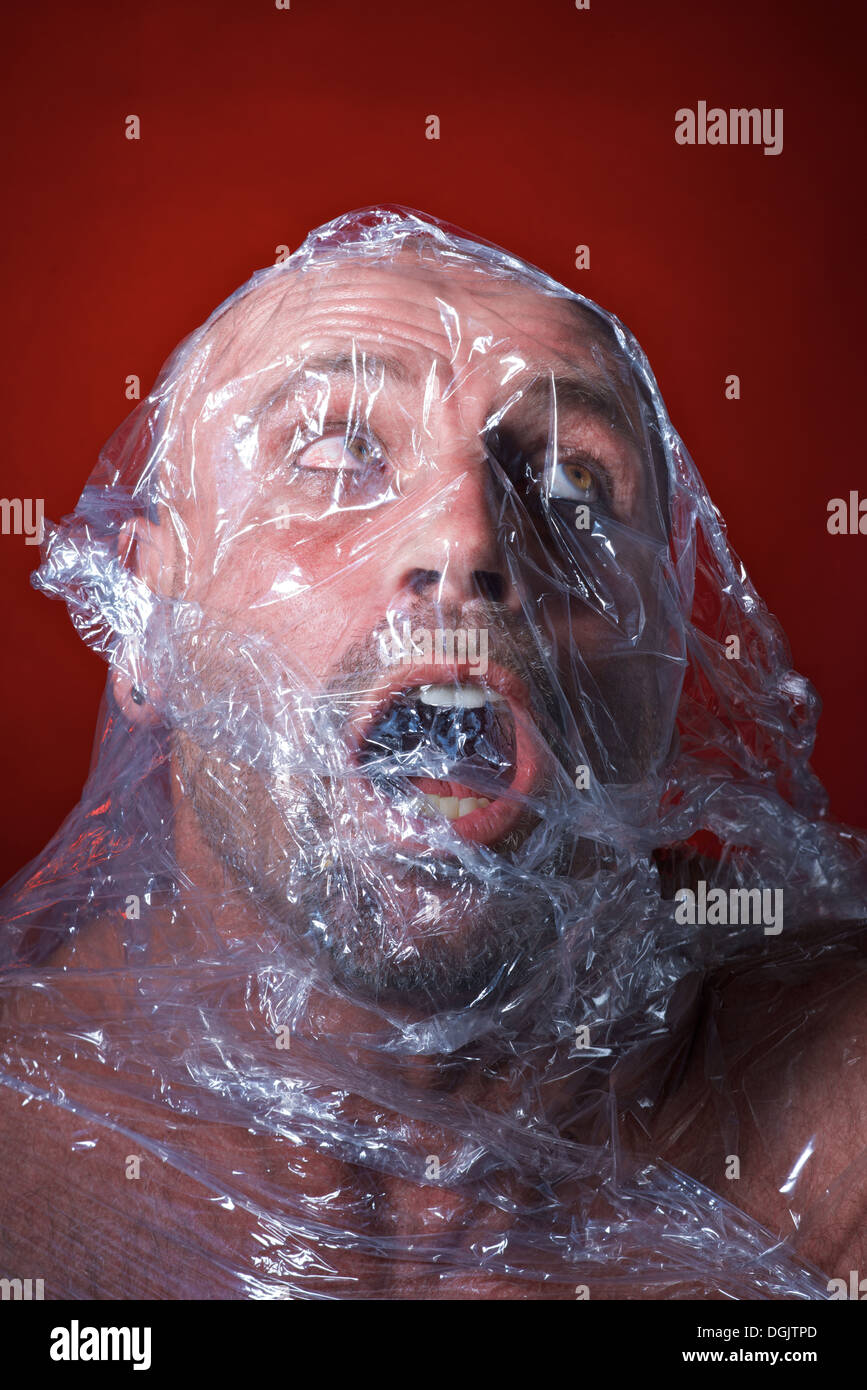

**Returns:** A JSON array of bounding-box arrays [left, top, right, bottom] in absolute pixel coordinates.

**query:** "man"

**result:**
[[1, 205, 865, 1299]]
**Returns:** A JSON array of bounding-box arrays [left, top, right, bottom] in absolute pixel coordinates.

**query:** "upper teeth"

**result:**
[[418, 684, 505, 709], [423, 793, 491, 819]]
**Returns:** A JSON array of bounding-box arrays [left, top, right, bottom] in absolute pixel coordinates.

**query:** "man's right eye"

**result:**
[[290, 431, 383, 472]]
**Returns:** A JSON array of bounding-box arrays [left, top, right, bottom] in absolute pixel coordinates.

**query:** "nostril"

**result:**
[[407, 568, 441, 597], [472, 570, 505, 603]]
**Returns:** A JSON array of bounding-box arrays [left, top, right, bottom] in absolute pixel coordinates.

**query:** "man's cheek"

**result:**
[[242, 573, 379, 681], [251, 497, 377, 568]]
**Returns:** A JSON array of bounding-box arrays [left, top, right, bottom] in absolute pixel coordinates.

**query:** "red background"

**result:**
[[1, 0, 864, 886]]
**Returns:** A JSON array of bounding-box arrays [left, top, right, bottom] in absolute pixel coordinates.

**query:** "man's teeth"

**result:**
[[418, 684, 505, 709], [422, 793, 491, 820]]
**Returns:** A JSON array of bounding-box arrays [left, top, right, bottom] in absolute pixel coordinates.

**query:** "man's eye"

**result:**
[[547, 456, 604, 503], [291, 431, 383, 472]]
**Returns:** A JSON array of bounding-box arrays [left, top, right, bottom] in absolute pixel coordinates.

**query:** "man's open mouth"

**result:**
[[347, 663, 546, 847]]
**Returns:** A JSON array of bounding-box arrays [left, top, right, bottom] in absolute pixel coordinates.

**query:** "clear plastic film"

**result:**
[[1, 205, 866, 1300]]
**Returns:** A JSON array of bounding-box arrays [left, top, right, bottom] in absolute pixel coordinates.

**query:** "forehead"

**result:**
[[187, 250, 634, 412]]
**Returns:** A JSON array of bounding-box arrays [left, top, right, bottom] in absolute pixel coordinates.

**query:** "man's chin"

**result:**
[[178, 743, 566, 1012], [298, 853, 559, 1013]]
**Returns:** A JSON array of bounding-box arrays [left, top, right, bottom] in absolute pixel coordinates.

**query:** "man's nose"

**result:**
[[394, 452, 515, 610]]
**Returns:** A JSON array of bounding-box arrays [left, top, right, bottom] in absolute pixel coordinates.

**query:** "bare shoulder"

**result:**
[[0, 918, 248, 1297], [0, 916, 381, 1299], [656, 940, 867, 1283]]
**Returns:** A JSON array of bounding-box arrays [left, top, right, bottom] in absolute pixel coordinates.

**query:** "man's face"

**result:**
[[153, 250, 678, 1007]]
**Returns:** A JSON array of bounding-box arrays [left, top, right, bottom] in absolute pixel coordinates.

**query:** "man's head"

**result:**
[[33, 206, 845, 1028], [103, 215, 683, 1008]]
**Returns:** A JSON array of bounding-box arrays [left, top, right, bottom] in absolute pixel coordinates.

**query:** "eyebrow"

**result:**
[[301, 349, 419, 385], [512, 372, 639, 446], [251, 349, 420, 419]]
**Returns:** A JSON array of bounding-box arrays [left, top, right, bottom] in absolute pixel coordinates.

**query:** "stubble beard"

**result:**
[[172, 605, 574, 1012]]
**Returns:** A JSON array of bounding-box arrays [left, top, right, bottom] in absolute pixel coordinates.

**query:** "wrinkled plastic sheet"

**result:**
[[1, 206, 865, 1300]]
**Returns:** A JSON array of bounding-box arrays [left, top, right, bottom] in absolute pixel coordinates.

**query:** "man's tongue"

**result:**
[[359, 689, 517, 794]]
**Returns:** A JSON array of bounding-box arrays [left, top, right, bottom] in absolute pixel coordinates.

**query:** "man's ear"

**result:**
[[111, 515, 174, 724]]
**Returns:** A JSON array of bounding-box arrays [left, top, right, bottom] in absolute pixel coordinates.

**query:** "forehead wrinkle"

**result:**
[[175, 260, 643, 451]]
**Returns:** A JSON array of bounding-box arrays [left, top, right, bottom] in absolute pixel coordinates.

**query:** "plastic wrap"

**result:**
[[1, 205, 865, 1300]]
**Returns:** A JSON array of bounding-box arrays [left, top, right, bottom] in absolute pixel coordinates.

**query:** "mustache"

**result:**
[[166, 599, 567, 781], [323, 598, 562, 726]]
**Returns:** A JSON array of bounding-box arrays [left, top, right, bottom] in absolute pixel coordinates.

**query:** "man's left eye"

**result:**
[[547, 456, 602, 503]]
